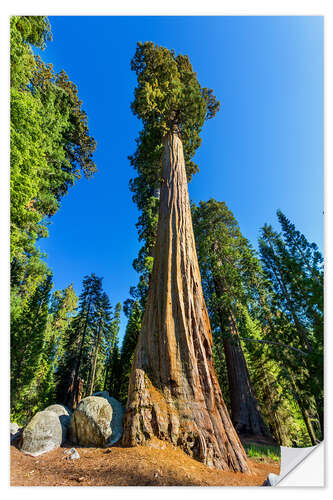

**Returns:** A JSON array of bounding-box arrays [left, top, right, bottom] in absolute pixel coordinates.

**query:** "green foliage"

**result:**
[[259, 214, 323, 439], [10, 16, 97, 264], [126, 42, 221, 330], [10, 272, 53, 423], [107, 343, 122, 400], [54, 275, 122, 404], [192, 198, 262, 327], [131, 42, 219, 158], [244, 444, 280, 462], [118, 301, 142, 404], [103, 302, 122, 396], [10, 17, 97, 422], [131, 41, 219, 179], [192, 199, 320, 447]]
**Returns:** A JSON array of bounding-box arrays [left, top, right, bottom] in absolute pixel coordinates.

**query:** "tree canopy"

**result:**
[[130, 41, 220, 181]]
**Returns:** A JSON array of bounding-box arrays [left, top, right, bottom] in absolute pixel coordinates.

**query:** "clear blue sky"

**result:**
[[36, 16, 323, 343]]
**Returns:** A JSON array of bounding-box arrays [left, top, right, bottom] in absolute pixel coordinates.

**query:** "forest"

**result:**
[[10, 16, 323, 481]]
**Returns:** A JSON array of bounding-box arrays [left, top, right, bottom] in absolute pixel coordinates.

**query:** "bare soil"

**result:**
[[10, 438, 280, 487]]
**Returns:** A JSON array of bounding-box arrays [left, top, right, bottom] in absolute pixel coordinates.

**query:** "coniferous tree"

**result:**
[[87, 292, 113, 396], [123, 42, 249, 472], [11, 272, 53, 422], [118, 300, 142, 404], [259, 217, 323, 441], [192, 199, 272, 440], [10, 16, 96, 267], [57, 274, 103, 408], [34, 284, 78, 409], [10, 16, 97, 422], [277, 210, 323, 431], [107, 343, 122, 400], [103, 302, 122, 395]]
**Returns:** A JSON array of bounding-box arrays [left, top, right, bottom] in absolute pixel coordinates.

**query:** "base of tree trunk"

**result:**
[[223, 335, 273, 439], [123, 133, 251, 473], [123, 368, 251, 472]]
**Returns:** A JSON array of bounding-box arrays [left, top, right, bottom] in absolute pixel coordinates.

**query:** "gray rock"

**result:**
[[10, 422, 19, 434], [10, 422, 22, 443], [68, 391, 124, 447], [262, 473, 280, 486], [20, 410, 63, 456], [44, 404, 71, 444], [93, 391, 125, 445], [64, 447, 80, 460], [44, 404, 71, 417]]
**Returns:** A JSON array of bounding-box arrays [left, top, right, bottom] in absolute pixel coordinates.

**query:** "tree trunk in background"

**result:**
[[88, 323, 102, 396], [223, 314, 273, 440], [122, 131, 250, 473], [289, 373, 318, 446], [212, 274, 273, 441]]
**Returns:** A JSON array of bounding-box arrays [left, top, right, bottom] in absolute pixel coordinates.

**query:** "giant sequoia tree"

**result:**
[[192, 199, 272, 440], [123, 42, 250, 472]]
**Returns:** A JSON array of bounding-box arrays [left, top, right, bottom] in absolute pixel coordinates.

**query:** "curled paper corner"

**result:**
[[264, 441, 324, 487]]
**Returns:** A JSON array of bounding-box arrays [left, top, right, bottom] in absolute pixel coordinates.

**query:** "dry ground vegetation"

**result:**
[[11, 437, 280, 487]]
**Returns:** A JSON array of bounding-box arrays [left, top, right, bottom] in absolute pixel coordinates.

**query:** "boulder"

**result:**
[[94, 391, 124, 445], [262, 473, 280, 486], [44, 404, 71, 444], [10, 422, 22, 443], [68, 391, 124, 447], [20, 410, 63, 456], [10, 422, 19, 434], [44, 404, 71, 417]]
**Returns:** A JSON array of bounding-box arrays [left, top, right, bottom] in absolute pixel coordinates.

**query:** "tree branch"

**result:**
[[238, 336, 309, 356]]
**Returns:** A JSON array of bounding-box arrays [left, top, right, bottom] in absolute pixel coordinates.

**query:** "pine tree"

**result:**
[[10, 16, 97, 421], [118, 300, 142, 404], [11, 272, 53, 422], [56, 274, 103, 409], [259, 217, 323, 441], [103, 302, 122, 395], [277, 210, 323, 432], [10, 17, 96, 267], [35, 284, 78, 407], [87, 292, 112, 396]]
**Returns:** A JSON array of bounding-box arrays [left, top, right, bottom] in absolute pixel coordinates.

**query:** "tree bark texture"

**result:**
[[223, 315, 272, 439], [122, 132, 250, 472], [212, 274, 273, 440]]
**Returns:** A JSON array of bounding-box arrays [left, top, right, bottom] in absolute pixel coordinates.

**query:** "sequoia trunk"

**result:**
[[122, 131, 250, 473], [223, 314, 272, 439], [212, 272, 273, 441]]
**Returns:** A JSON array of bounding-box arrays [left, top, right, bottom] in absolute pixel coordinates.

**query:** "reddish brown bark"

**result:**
[[223, 314, 272, 439], [122, 132, 250, 472], [211, 273, 273, 440]]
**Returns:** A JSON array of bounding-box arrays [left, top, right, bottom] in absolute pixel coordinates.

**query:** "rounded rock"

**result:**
[[20, 410, 63, 456]]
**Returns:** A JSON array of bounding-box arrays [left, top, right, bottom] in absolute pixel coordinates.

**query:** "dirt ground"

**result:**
[[10, 438, 280, 487]]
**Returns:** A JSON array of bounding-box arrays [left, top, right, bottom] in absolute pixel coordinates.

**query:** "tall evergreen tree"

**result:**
[[10, 16, 97, 421], [10, 17, 96, 268], [118, 300, 142, 404], [259, 217, 323, 441], [192, 199, 272, 440], [123, 42, 250, 472], [87, 292, 113, 396], [11, 272, 53, 422], [57, 274, 103, 408], [103, 302, 122, 395]]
